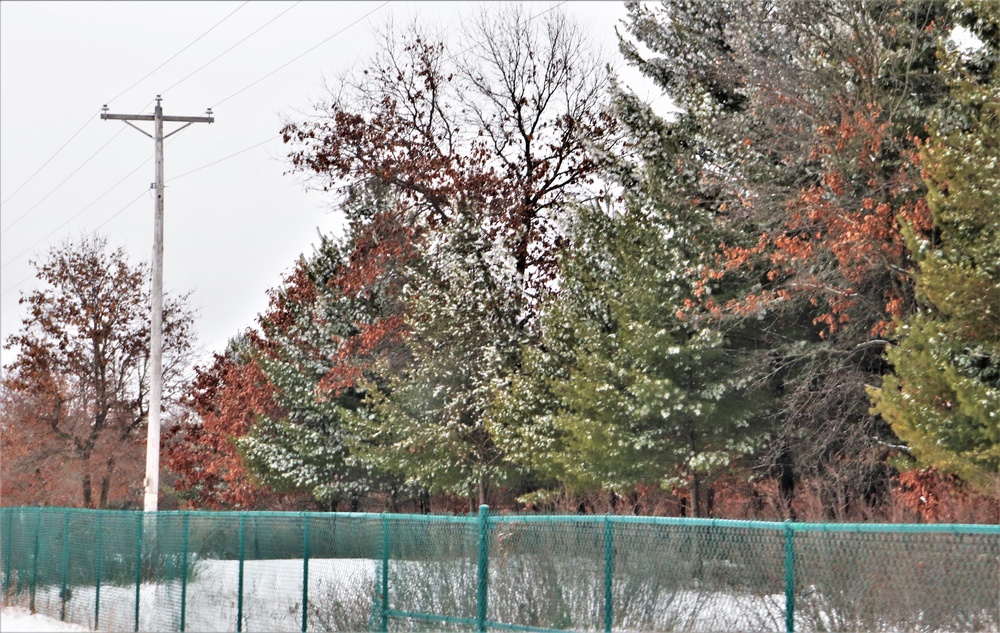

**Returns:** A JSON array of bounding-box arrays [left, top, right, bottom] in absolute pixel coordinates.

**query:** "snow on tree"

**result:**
[[278, 6, 618, 506], [618, 0, 993, 515], [870, 24, 1000, 491]]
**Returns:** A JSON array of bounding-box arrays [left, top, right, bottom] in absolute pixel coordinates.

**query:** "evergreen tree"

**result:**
[[280, 7, 616, 507], [238, 208, 416, 510], [497, 92, 769, 516], [349, 205, 527, 507], [618, 0, 994, 515], [870, 27, 1000, 491]]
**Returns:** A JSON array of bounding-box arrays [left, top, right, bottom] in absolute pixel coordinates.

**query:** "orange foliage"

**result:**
[[712, 102, 932, 338], [164, 345, 285, 510]]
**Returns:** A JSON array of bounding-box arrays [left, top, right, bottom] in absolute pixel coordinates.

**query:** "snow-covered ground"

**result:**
[[6, 555, 995, 632], [1, 606, 89, 632], [10, 558, 377, 632]]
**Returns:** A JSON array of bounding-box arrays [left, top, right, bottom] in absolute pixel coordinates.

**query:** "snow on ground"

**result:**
[[1, 606, 89, 632]]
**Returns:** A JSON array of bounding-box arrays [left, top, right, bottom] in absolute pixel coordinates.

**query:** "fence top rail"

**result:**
[[486, 514, 1000, 535], [2, 506, 997, 535]]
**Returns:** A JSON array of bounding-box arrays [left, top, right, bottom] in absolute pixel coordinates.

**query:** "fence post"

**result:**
[[380, 514, 389, 633], [181, 513, 190, 632], [60, 511, 70, 621], [30, 508, 40, 613], [95, 513, 104, 630], [301, 513, 310, 633], [237, 513, 246, 633], [784, 520, 795, 633], [3, 508, 13, 595], [134, 512, 143, 632], [604, 517, 614, 633], [476, 504, 490, 633]]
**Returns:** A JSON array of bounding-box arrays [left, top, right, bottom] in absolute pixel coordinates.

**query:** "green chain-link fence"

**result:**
[[1, 506, 997, 632]]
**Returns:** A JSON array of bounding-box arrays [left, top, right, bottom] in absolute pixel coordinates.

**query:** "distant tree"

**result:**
[[870, 34, 1000, 492], [2, 236, 195, 508]]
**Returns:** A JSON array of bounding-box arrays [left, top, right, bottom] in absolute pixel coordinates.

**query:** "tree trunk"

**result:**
[[98, 456, 115, 509], [706, 484, 715, 519], [82, 473, 93, 508], [99, 477, 111, 509], [692, 472, 701, 518], [477, 476, 488, 507], [778, 445, 796, 520]]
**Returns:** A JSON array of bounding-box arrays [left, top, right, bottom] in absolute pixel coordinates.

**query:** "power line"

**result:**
[[170, 136, 280, 182], [110, 2, 250, 105], [2, 1, 571, 278], [0, 188, 149, 298], [1, 155, 153, 268], [1, 127, 128, 234], [1, 132, 278, 278], [0, 115, 96, 209], [0, 3, 249, 212], [211, 1, 391, 109], [161, 1, 302, 96]]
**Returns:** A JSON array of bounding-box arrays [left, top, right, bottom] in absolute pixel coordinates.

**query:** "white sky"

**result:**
[[0, 1, 661, 369]]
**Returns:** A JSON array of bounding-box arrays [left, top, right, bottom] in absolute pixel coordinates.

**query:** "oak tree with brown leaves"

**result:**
[[2, 236, 195, 508]]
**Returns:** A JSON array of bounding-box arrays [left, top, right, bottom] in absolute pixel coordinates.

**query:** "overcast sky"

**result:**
[[0, 1, 660, 369]]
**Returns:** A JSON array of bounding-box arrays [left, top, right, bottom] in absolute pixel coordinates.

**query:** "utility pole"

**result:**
[[101, 96, 213, 512]]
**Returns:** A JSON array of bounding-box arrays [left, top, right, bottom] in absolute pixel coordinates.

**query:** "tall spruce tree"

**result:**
[[497, 93, 770, 516], [348, 206, 528, 507], [237, 235, 384, 509], [870, 23, 1000, 491]]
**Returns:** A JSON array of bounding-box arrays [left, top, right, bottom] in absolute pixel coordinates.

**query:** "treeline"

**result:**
[[4, 1, 997, 521]]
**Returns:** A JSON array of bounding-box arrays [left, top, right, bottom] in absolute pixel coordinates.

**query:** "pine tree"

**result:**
[[870, 29, 1000, 491], [618, 0, 993, 515], [348, 205, 527, 507], [495, 90, 770, 516], [238, 229, 410, 510]]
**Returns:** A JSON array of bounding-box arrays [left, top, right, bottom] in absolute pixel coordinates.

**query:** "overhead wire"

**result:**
[[2, 126, 129, 233], [3, 1, 566, 297], [169, 136, 281, 183], [0, 115, 96, 209], [160, 1, 302, 97], [2, 154, 154, 269], [0, 1, 309, 300], [0, 2, 250, 213], [0, 188, 149, 298], [111, 2, 250, 105], [210, 1, 390, 109]]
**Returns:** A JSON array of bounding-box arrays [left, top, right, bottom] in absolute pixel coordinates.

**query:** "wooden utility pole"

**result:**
[[101, 96, 213, 511]]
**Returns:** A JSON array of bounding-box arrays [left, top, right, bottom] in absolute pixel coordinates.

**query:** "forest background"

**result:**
[[3, 0, 998, 523]]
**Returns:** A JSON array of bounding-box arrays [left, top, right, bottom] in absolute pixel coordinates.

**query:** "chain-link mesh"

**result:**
[[1, 507, 997, 632]]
